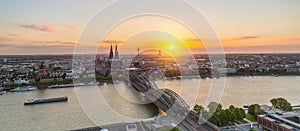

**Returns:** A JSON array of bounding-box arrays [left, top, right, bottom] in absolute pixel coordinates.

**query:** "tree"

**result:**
[[270, 98, 292, 111], [193, 104, 204, 114], [208, 102, 222, 112], [208, 113, 221, 126], [239, 108, 246, 118], [219, 110, 229, 126], [201, 110, 210, 119], [229, 105, 235, 111], [164, 70, 173, 77], [248, 104, 263, 119], [233, 108, 244, 121], [35, 77, 40, 82], [207, 105, 246, 127], [62, 73, 66, 79], [227, 109, 237, 122]]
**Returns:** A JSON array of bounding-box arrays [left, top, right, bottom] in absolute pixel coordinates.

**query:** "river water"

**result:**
[[0, 76, 299, 130]]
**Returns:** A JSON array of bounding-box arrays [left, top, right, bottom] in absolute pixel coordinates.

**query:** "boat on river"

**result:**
[[10, 86, 37, 92], [24, 96, 68, 105], [48, 83, 85, 89]]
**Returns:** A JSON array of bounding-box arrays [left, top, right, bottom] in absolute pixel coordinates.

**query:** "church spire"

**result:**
[[109, 44, 113, 59], [114, 44, 119, 59]]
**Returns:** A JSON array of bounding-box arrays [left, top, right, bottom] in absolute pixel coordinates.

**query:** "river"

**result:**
[[0, 76, 299, 130]]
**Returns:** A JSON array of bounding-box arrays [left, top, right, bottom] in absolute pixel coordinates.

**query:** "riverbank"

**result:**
[[0, 76, 299, 130]]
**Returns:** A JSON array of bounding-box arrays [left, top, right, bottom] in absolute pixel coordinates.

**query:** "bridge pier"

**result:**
[[127, 71, 219, 130]]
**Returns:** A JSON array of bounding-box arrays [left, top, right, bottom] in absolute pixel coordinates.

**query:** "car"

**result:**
[[126, 123, 137, 131]]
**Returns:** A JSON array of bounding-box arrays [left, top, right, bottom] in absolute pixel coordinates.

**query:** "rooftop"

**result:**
[[259, 111, 300, 130]]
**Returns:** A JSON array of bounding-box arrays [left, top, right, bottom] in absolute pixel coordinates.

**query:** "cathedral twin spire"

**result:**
[[108, 44, 119, 60], [114, 44, 119, 59]]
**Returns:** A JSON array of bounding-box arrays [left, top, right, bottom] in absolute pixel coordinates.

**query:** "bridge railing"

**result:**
[[127, 71, 219, 131]]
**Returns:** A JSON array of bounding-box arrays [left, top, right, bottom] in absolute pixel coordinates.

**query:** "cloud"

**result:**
[[0, 41, 76, 48], [19, 23, 56, 32], [100, 40, 124, 45], [0, 40, 76, 49], [183, 36, 260, 42], [33, 40, 76, 46], [66, 25, 78, 29], [229, 36, 260, 41], [0, 37, 11, 42], [0, 43, 13, 47], [190, 44, 300, 54], [6, 33, 20, 37]]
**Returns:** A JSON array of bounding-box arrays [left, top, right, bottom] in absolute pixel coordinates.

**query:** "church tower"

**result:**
[[114, 44, 119, 59], [109, 44, 113, 60]]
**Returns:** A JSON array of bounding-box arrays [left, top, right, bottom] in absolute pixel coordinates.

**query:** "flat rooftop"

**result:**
[[259, 111, 300, 130]]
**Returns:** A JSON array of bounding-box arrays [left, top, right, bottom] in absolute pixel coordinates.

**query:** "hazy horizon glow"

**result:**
[[0, 0, 299, 55]]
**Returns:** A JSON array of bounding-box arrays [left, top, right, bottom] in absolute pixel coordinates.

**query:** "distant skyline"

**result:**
[[0, 0, 300, 55]]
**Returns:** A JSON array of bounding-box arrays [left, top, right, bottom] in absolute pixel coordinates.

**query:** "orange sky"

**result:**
[[0, 1, 299, 55]]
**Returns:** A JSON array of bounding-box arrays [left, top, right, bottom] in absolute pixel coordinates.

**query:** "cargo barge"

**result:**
[[48, 83, 85, 89], [24, 96, 68, 105]]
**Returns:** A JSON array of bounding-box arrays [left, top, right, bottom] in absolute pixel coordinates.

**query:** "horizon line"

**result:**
[[1, 52, 300, 56]]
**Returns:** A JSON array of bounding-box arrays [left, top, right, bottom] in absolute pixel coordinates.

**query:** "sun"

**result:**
[[168, 45, 175, 50]]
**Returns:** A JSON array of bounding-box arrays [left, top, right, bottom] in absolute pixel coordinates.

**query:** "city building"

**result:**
[[257, 111, 300, 131]]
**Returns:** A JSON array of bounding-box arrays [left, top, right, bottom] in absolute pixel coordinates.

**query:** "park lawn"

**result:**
[[159, 126, 179, 131], [246, 113, 256, 122]]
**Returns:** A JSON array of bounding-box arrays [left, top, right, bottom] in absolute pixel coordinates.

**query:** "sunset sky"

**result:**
[[0, 0, 299, 55]]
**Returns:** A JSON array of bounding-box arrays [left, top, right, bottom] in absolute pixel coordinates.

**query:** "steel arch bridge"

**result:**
[[125, 71, 219, 131]]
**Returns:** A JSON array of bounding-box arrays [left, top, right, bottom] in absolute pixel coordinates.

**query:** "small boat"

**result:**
[[24, 96, 68, 105], [11, 86, 37, 92], [48, 83, 85, 89], [48, 84, 72, 89]]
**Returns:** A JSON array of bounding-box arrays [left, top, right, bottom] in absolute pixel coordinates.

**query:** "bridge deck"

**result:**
[[128, 71, 220, 131]]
